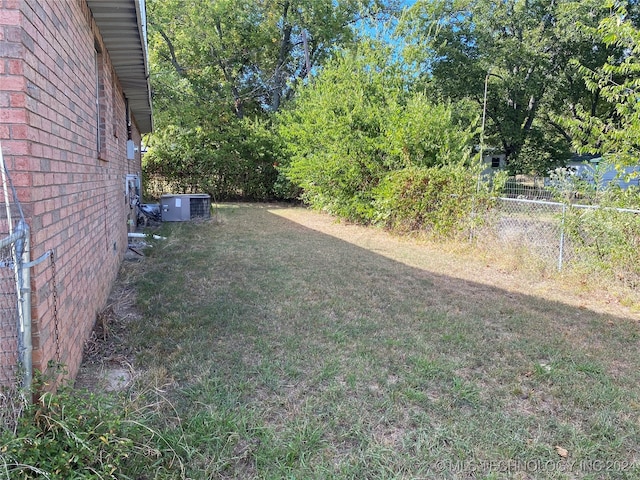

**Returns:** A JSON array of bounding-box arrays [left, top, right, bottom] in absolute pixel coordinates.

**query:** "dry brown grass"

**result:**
[[271, 206, 640, 320], [84, 203, 640, 479]]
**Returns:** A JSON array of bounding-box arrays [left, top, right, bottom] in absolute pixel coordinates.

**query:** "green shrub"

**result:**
[[564, 186, 640, 286], [373, 164, 480, 236], [144, 116, 284, 201], [278, 43, 476, 224]]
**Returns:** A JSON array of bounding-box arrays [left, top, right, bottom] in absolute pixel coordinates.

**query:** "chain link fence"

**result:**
[[478, 198, 568, 270], [0, 233, 22, 386], [475, 194, 640, 281], [0, 158, 30, 432], [0, 230, 29, 433]]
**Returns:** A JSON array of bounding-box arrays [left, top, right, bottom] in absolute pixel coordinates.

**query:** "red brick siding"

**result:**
[[0, 0, 145, 382]]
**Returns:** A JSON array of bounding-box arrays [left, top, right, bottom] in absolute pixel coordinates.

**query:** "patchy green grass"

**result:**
[[128, 203, 640, 479]]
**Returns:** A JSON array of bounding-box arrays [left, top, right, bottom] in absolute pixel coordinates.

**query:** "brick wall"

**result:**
[[0, 0, 144, 381]]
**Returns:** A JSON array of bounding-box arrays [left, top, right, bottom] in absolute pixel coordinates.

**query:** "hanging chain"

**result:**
[[50, 250, 60, 363]]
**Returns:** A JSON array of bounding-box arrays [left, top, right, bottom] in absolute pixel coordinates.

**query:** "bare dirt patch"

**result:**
[[74, 249, 144, 392]]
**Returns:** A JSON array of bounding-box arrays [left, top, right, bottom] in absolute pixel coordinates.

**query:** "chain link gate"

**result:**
[[0, 143, 30, 430], [483, 197, 568, 269], [0, 144, 61, 431]]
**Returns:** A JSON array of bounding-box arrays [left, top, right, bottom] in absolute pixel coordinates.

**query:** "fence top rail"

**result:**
[[498, 196, 563, 208], [571, 203, 640, 214], [0, 229, 26, 251], [498, 196, 640, 214]]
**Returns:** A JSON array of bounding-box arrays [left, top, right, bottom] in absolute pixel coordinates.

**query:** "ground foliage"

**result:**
[[126, 205, 640, 479], [0, 376, 186, 479]]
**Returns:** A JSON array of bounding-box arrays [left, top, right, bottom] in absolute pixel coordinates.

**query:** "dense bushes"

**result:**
[[143, 115, 283, 201], [373, 164, 480, 236], [277, 44, 480, 231]]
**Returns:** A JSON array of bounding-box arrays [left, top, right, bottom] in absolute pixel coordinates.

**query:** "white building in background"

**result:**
[[563, 157, 640, 190]]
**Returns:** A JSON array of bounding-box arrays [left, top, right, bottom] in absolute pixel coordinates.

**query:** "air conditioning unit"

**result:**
[[160, 194, 211, 222]]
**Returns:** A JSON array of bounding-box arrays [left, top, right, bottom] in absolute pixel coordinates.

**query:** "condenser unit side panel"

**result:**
[[161, 195, 190, 221]]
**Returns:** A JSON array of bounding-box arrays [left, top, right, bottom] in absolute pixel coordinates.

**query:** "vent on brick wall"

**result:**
[[160, 194, 211, 222]]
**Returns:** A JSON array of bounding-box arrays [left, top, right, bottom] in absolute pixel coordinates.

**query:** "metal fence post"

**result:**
[[469, 172, 482, 241], [16, 220, 31, 390], [558, 203, 566, 272]]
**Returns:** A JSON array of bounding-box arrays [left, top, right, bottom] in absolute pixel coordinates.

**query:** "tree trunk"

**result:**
[[155, 26, 187, 77], [212, 21, 244, 118], [271, 2, 292, 112]]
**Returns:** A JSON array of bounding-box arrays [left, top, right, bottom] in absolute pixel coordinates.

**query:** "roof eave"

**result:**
[[87, 0, 153, 133]]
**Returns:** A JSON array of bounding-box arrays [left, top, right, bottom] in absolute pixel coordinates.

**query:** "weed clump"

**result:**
[[0, 378, 186, 479]]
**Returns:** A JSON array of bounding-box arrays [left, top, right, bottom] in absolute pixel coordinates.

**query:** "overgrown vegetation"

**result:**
[[145, 0, 639, 220], [562, 187, 640, 287], [143, 0, 396, 201], [277, 43, 482, 228], [540, 162, 640, 285], [143, 115, 282, 200], [373, 164, 479, 235], [0, 374, 187, 479]]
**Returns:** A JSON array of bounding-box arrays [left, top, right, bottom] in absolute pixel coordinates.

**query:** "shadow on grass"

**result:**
[[131, 204, 640, 480]]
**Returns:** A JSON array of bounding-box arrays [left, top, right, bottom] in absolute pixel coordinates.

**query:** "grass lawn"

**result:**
[[122, 203, 640, 479]]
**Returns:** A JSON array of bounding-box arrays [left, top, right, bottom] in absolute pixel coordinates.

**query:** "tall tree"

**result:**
[[564, 1, 640, 165], [147, 0, 395, 118], [144, 0, 397, 200], [400, 0, 628, 174]]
